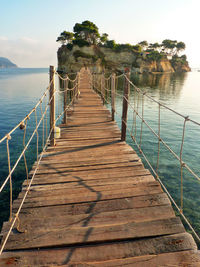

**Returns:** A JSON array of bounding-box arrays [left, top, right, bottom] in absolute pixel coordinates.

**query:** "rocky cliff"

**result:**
[[57, 45, 190, 73]]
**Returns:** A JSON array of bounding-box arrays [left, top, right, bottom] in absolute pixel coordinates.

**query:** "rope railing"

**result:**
[[0, 66, 80, 254], [92, 70, 200, 243]]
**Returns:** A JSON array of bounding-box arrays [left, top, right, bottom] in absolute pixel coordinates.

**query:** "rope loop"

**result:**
[[15, 214, 27, 233]]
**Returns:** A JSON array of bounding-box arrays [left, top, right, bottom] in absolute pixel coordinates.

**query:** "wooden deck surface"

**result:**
[[1, 69, 200, 266]]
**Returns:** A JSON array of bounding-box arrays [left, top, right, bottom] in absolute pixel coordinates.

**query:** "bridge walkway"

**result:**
[[0, 69, 200, 266]]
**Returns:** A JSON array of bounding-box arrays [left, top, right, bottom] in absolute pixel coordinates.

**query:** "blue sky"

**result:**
[[0, 0, 199, 67]]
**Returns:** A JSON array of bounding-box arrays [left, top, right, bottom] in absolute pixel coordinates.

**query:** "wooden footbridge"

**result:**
[[1, 68, 200, 266]]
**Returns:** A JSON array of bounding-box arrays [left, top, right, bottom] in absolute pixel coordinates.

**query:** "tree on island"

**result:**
[[138, 41, 148, 50], [100, 33, 109, 45], [56, 31, 74, 45], [73, 20, 100, 45], [161, 39, 186, 56]]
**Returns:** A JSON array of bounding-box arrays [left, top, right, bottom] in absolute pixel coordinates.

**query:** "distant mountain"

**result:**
[[0, 57, 18, 68]]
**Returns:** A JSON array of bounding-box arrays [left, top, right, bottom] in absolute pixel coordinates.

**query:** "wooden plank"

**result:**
[[30, 166, 150, 179], [29, 161, 144, 176], [24, 175, 155, 190], [19, 180, 160, 199], [28, 169, 151, 186], [82, 251, 200, 267], [37, 155, 138, 167], [13, 182, 163, 208], [2, 205, 175, 235], [32, 153, 140, 167], [13, 193, 171, 218], [4, 217, 184, 250], [42, 145, 136, 158], [0, 234, 198, 266]]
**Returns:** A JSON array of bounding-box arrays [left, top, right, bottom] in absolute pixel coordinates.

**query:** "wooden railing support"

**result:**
[[121, 71, 130, 141], [111, 73, 116, 121], [63, 75, 68, 124], [49, 65, 55, 146], [76, 72, 80, 99], [101, 72, 105, 104]]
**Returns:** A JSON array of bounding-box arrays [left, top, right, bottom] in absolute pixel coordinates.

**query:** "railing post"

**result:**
[[111, 73, 116, 121], [76, 72, 80, 99], [121, 71, 130, 141], [49, 65, 55, 146], [63, 74, 68, 124], [101, 71, 105, 104]]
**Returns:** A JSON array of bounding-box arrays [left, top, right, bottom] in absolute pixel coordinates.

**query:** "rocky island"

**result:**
[[57, 21, 190, 74], [0, 57, 18, 68]]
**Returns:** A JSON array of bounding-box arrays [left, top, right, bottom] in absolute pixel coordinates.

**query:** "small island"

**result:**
[[0, 57, 18, 69], [57, 21, 190, 74]]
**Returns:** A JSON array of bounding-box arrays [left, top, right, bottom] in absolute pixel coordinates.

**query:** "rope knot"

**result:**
[[181, 162, 186, 167], [19, 122, 26, 130], [185, 116, 189, 121], [7, 134, 11, 140]]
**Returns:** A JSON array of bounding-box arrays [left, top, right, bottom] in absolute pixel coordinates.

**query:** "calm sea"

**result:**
[[0, 68, 200, 237]]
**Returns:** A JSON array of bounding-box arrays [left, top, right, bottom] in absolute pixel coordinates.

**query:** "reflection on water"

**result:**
[[131, 72, 187, 101]]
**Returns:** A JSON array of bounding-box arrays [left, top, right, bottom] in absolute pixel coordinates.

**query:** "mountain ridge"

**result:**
[[0, 57, 18, 68]]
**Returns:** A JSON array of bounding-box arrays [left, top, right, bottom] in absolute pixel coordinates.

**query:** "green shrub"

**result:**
[[105, 40, 116, 49], [146, 50, 164, 61], [171, 54, 188, 65], [66, 43, 73, 50], [72, 39, 90, 47]]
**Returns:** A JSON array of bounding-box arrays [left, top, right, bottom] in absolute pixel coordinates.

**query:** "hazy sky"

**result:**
[[1, 0, 200, 68]]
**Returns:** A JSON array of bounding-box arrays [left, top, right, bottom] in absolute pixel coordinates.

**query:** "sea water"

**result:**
[[0, 68, 200, 237]]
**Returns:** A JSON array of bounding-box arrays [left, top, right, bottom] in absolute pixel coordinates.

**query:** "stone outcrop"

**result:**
[[171, 61, 191, 72], [57, 45, 189, 73], [134, 57, 174, 73]]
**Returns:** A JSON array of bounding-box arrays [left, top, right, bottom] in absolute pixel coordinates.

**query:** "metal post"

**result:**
[[49, 65, 55, 146], [111, 73, 116, 121], [121, 71, 130, 141]]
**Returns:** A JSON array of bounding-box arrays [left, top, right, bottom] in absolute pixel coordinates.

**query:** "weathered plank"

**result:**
[[0, 234, 197, 266], [24, 175, 155, 190], [4, 217, 184, 250], [27, 169, 151, 186], [2, 205, 175, 235], [13, 182, 163, 209]]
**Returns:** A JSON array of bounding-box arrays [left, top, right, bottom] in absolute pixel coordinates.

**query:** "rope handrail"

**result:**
[[55, 71, 79, 83], [123, 73, 200, 126], [0, 67, 80, 254], [91, 70, 200, 243]]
